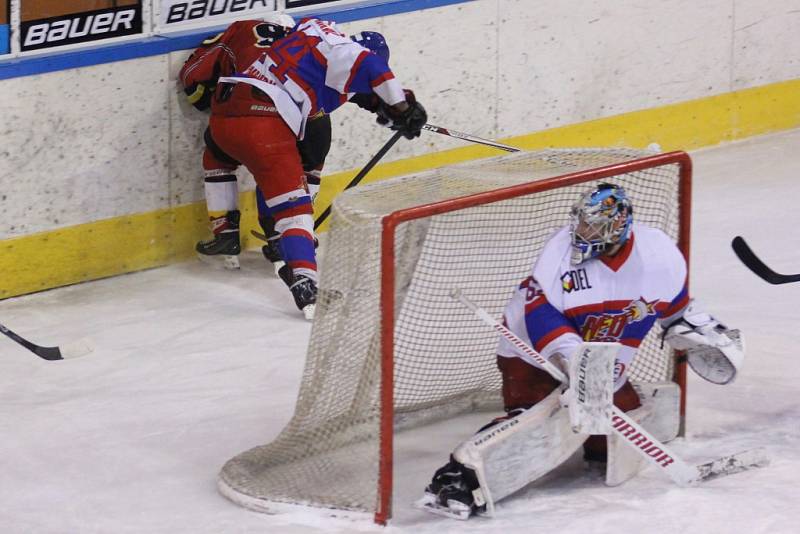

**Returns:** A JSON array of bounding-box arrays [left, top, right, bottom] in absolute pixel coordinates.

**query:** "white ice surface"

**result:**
[[2, 130, 799, 534]]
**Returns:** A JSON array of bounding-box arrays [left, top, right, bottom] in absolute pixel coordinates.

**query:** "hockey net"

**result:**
[[219, 148, 692, 523]]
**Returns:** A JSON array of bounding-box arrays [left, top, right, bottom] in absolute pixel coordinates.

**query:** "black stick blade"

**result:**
[[1, 323, 93, 361], [33, 346, 65, 361], [732, 236, 800, 285]]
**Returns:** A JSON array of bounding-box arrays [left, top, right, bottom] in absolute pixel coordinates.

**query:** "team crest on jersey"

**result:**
[[561, 268, 592, 293], [582, 297, 658, 341]]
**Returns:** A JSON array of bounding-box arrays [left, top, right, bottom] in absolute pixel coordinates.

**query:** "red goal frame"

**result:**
[[376, 151, 693, 524]]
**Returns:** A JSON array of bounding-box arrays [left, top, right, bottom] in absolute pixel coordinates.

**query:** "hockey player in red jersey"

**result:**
[[179, 15, 427, 319], [179, 13, 321, 273], [419, 183, 745, 519]]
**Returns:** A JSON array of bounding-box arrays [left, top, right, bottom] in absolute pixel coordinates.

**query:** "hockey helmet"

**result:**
[[351, 31, 390, 62], [569, 183, 633, 264], [261, 11, 295, 30]]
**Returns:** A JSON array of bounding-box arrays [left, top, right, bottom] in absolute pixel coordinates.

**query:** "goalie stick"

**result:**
[[450, 288, 768, 486], [0, 322, 93, 361], [731, 236, 800, 284]]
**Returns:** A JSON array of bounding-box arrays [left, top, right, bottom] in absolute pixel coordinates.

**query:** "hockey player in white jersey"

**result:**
[[419, 183, 745, 519]]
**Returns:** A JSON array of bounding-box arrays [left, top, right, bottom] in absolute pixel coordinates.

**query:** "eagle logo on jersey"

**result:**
[[582, 297, 658, 341], [624, 298, 657, 321]]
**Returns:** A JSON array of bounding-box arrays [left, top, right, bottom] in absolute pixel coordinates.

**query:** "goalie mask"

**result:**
[[570, 183, 633, 265], [351, 31, 390, 62]]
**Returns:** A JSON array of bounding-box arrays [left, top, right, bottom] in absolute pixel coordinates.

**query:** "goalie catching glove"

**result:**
[[662, 300, 745, 385]]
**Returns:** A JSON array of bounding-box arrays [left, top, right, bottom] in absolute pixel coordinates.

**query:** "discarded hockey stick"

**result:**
[[450, 288, 769, 486], [732, 236, 800, 285], [422, 124, 520, 153], [0, 322, 93, 361], [314, 130, 404, 230]]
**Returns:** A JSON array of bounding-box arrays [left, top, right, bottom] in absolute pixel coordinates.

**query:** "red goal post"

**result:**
[[377, 150, 692, 523]]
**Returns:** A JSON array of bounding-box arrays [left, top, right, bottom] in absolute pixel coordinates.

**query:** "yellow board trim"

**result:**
[[2, 79, 799, 298]]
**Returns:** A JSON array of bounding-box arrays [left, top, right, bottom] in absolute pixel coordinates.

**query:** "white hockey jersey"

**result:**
[[497, 223, 689, 390]]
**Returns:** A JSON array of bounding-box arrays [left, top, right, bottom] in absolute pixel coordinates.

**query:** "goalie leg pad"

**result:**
[[450, 388, 586, 516], [606, 381, 681, 486]]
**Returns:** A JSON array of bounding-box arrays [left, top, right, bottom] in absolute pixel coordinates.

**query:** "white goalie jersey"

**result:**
[[497, 223, 689, 390]]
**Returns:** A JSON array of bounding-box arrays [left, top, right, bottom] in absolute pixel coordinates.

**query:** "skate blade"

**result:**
[[197, 252, 240, 270], [301, 303, 316, 321], [413, 494, 472, 520], [272, 260, 286, 277]]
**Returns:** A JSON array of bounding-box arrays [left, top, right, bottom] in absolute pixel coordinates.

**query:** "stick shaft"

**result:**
[[422, 124, 520, 152], [314, 130, 404, 230]]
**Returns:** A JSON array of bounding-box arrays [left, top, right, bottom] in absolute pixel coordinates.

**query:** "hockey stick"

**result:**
[[314, 130, 404, 230], [250, 229, 273, 243], [0, 322, 93, 361], [450, 288, 769, 486], [731, 236, 800, 284], [422, 124, 520, 153]]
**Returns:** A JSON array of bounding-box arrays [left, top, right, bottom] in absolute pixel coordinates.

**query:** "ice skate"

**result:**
[[289, 275, 317, 321], [196, 210, 241, 270]]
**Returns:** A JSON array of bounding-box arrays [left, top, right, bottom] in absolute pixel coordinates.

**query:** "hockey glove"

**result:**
[[662, 300, 745, 385], [391, 100, 427, 139], [376, 90, 428, 139], [184, 82, 214, 111]]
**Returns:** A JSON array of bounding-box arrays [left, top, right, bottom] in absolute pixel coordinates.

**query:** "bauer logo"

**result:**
[[21, 6, 142, 51], [160, 0, 275, 26]]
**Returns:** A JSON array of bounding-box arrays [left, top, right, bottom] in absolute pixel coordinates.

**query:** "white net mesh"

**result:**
[[219, 148, 688, 518]]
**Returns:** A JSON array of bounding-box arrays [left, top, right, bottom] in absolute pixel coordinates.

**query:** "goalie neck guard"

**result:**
[[570, 183, 633, 265]]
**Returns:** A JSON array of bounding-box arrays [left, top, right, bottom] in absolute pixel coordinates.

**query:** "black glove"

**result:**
[[391, 100, 427, 139], [184, 82, 214, 111], [377, 90, 427, 139]]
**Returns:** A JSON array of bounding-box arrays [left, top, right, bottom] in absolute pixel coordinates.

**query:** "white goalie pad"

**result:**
[[663, 300, 745, 385], [606, 381, 681, 486], [566, 342, 618, 435], [452, 388, 585, 517]]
